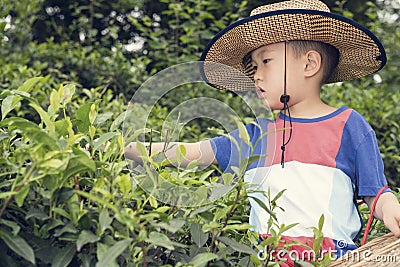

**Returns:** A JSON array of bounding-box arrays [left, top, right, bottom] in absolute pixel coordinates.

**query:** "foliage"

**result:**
[[0, 79, 328, 266], [0, 0, 400, 266]]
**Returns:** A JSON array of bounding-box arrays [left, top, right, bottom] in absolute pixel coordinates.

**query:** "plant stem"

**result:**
[[0, 162, 36, 218], [220, 182, 242, 236]]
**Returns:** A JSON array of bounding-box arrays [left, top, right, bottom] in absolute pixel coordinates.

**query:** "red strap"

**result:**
[[361, 185, 390, 246]]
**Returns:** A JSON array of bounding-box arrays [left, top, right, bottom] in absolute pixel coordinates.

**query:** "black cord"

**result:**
[[280, 41, 293, 168]]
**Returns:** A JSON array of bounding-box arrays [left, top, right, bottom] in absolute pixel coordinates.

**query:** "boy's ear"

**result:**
[[304, 50, 322, 78]]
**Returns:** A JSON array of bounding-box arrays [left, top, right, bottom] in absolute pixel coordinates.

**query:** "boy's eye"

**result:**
[[263, 59, 270, 64]]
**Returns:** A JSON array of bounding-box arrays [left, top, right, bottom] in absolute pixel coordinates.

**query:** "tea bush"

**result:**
[[1, 0, 400, 266], [0, 77, 398, 267]]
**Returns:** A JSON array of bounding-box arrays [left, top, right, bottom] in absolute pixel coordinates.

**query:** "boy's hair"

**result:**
[[288, 40, 340, 84], [242, 41, 340, 85]]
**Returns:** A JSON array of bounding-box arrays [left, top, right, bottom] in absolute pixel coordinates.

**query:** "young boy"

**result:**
[[125, 0, 400, 263]]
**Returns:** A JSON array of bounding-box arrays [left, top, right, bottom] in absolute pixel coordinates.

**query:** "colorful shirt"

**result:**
[[210, 106, 389, 259]]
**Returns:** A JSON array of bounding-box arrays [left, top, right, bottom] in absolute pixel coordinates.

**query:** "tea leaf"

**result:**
[[96, 239, 132, 267], [188, 252, 218, 266], [15, 184, 30, 207], [51, 245, 75, 267], [17, 77, 43, 93], [29, 102, 56, 138], [99, 209, 113, 233], [0, 229, 35, 265], [147, 231, 175, 250], [190, 223, 208, 248], [217, 236, 256, 256], [77, 230, 100, 251], [1, 95, 22, 120]]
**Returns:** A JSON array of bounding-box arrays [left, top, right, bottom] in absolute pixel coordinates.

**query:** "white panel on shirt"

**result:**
[[244, 161, 361, 244]]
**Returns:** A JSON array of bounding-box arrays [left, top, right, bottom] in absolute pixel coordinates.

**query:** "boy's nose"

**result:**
[[253, 69, 263, 84]]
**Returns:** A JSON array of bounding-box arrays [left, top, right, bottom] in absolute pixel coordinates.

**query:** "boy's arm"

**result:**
[[365, 193, 400, 237], [124, 140, 217, 167]]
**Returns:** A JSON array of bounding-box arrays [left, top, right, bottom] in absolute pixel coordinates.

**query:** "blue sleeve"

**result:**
[[336, 110, 390, 197], [209, 119, 269, 173], [356, 130, 390, 197]]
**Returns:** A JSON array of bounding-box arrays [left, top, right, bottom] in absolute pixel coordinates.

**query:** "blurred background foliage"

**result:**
[[0, 0, 399, 266], [2, 0, 398, 183]]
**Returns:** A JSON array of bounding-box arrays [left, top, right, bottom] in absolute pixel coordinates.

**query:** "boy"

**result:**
[[125, 0, 400, 263]]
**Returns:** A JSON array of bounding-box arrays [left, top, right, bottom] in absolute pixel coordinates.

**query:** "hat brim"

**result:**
[[201, 9, 386, 90]]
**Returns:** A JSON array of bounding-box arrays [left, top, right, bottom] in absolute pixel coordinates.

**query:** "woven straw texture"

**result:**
[[202, 0, 385, 91], [328, 233, 400, 267]]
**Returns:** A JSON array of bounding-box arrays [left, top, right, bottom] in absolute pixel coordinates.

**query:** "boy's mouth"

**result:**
[[256, 86, 266, 99]]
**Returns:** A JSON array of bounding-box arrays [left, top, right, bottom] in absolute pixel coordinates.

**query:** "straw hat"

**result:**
[[200, 0, 386, 90]]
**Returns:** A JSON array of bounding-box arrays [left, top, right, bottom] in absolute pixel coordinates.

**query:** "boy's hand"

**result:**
[[381, 197, 400, 237], [366, 192, 400, 237]]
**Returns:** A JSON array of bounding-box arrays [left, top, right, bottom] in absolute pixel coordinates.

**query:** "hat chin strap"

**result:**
[[280, 41, 293, 168]]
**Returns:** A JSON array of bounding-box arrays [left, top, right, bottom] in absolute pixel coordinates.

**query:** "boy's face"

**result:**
[[250, 42, 304, 110]]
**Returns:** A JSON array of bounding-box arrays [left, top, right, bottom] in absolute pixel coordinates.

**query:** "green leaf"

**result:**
[[59, 84, 75, 105], [93, 132, 117, 152], [1, 95, 22, 120], [176, 144, 186, 165], [234, 117, 250, 146], [51, 245, 75, 267], [115, 173, 131, 195], [318, 214, 325, 231], [247, 195, 276, 221], [0, 191, 16, 199], [77, 230, 100, 251], [188, 252, 218, 267], [52, 207, 72, 221], [155, 219, 185, 234], [99, 209, 113, 233], [222, 223, 253, 231], [49, 89, 60, 112], [217, 236, 256, 256], [94, 112, 113, 126], [0, 229, 35, 265], [54, 119, 69, 136], [74, 102, 93, 133], [280, 223, 298, 234], [135, 141, 149, 161], [272, 189, 287, 204], [0, 132, 10, 142], [110, 110, 131, 132], [147, 231, 175, 250], [63, 147, 96, 179], [15, 184, 30, 207], [25, 208, 50, 221], [95, 239, 132, 267], [54, 223, 79, 237], [0, 219, 21, 235], [29, 102, 56, 138], [1, 117, 59, 149], [88, 103, 97, 125], [17, 77, 43, 93], [198, 170, 215, 181], [190, 223, 208, 248]]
